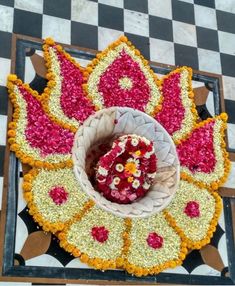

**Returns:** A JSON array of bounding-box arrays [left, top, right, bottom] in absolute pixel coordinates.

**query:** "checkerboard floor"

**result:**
[[0, 0, 235, 285]]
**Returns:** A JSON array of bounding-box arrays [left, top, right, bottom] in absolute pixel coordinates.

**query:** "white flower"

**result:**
[[131, 138, 139, 146], [143, 182, 150, 189], [116, 163, 124, 172], [98, 166, 108, 176], [113, 177, 120, 185], [134, 169, 141, 177], [132, 179, 140, 189]]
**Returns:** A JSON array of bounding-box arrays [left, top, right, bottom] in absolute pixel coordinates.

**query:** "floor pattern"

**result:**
[[0, 0, 235, 285]]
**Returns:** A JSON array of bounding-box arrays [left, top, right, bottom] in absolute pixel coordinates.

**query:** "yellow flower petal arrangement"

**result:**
[[7, 36, 230, 277]]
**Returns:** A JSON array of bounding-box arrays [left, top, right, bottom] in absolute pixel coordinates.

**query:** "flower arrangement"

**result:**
[[7, 36, 230, 277], [96, 134, 157, 204]]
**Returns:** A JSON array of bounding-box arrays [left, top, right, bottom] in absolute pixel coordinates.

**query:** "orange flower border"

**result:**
[[58, 210, 188, 276], [7, 75, 73, 170]]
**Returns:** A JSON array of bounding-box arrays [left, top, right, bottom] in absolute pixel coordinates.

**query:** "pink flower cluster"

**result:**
[[21, 87, 74, 156], [155, 72, 185, 135], [177, 121, 216, 173], [48, 186, 68, 205], [184, 201, 200, 218], [146, 232, 164, 249], [98, 50, 150, 111], [91, 226, 109, 243], [96, 135, 157, 204], [57, 51, 95, 122]]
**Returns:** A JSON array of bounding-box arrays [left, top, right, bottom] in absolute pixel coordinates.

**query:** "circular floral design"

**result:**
[[96, 134, 157, 204], [8, 36, 230, 277], [73, 107, 180, 218]]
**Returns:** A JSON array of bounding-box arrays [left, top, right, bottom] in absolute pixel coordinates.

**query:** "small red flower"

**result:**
[[91, 226, 109, 243], [48, 186, 68, 205], [184, 201, 200, 218], [147, 232, 164, 249]]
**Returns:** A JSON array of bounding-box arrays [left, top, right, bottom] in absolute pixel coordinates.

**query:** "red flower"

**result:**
[[184, 201, 200, 218], [91, 226, 109, 243], [147, 232, 164, 249], [48, 186, 68, 205]]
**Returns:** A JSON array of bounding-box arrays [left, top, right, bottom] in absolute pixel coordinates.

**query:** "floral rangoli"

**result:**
[[7, 36, 231, 277]]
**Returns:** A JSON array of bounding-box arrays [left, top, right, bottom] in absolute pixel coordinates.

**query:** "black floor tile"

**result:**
[[0, 86, 8, 115], [217, 10, 235, 34], [124, 0, 148, 13], [225, 99, 235, 124], [172, 0, 195, 24], [174, 43, 199, 70], [71, 22, 98, 50], [43, 0, 71, 19], [221, 53, 235, 77], [196, 27, 219, 51], [0, 31, 11, 58], [0, 145, 5, 177], [0, 0, 14, 6], [194, 0, 215, 8], [98, 3, 124, 31], [124, 32, 150, 60], [149, 15, 173, 42], [13, 9, 42, 38]]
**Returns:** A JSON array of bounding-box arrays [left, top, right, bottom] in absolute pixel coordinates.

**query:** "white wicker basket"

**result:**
[[72, 107, 180, 218]]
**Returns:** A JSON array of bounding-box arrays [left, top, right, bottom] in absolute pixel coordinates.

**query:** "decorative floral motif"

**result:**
[[8, 36, 231, 277], [49, 186, 68, 205], [155, 67, 197, 142], [41, 41, 96, 132], [147, 232, 164, 249], [85, 36, 162, 115], [91, 226, 109, 243], [7, 75, 73, 169], [184, 201, 200, 218], [96, 134, 157, 204]]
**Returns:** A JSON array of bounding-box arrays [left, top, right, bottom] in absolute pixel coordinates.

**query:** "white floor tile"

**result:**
[[0, 114, 7, 145], [222, 75, 235, 100], [198, 48, 221, 74], [227, 123, 235, 150], [72, 0, 98, 26], [223, 161, 235, 188], [124, 10, 149, 37], [206, 91, 215, 116], [14, 0, 43, 14], [173, 20, 197, 47], [191, 264, 220, 276], [24, 57, 35, 84], [194, 5, 217, 30], [98, 0, 124, 8], [0, 4, 14, 32], [218, 31, 235, 56], [98, 27, 123, 51], [0, 57, 11, 86], [150, 38, 175, 65], [42, 15, 71, 45], [15, 216, 28, 254], [218, 234, 229, 267], [215, 0, 235, 14], [148, 0, 172, 19]]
